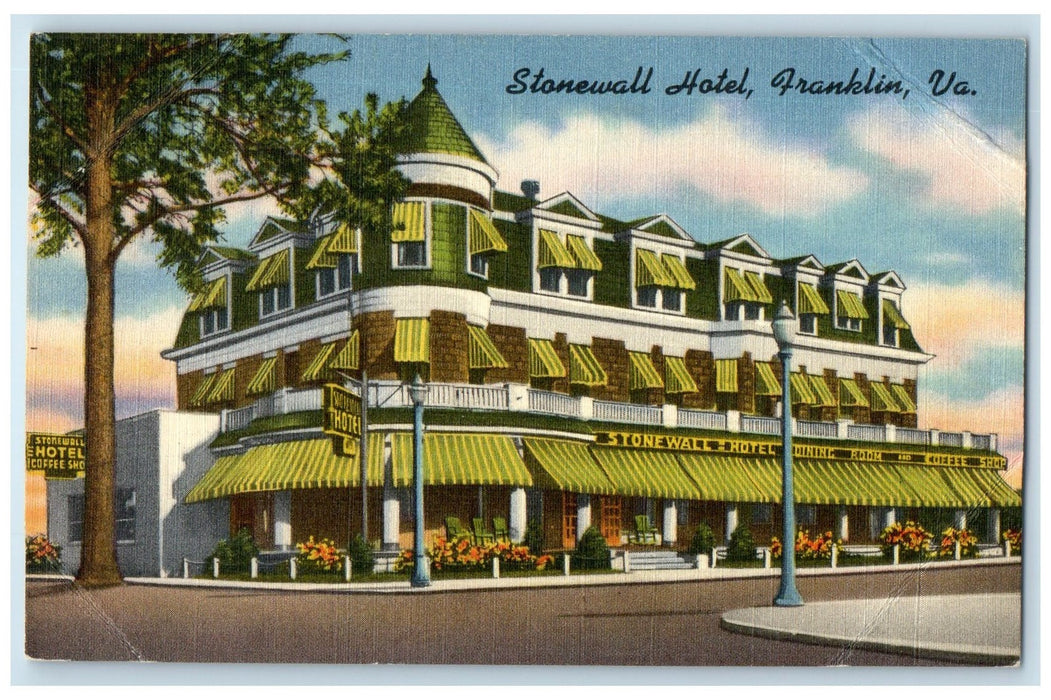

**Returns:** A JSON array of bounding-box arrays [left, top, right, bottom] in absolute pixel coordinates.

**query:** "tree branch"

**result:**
[[34, 83, 89, 153]]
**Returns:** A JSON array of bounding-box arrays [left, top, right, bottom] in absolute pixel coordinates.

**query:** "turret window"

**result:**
[[391, 201, 428, 269]]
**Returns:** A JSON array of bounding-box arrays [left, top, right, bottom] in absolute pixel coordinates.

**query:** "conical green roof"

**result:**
[[400, 66, 488, 164]]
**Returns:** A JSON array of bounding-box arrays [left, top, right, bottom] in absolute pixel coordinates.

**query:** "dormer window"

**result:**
[[308, 225, 360, 298], [881, 299, 910, 347], [246, 249, 293, 319], [391, 201, 428, 269], [796, 282, 829, 336], [536, 229, 601, 299], [188, 276, 230, 339], [835, 290, 867, 332], [467, 209, 508, 280], [723, 267, 772, 321], [634, 250, 694, 314]]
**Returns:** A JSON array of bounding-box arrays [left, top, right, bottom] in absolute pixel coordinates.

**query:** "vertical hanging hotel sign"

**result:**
[[25, 432, 86, 479], [322, 383, 363, 456]]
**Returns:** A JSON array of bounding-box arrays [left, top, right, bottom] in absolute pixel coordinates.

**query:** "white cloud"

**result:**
[[475, 107, 869, 217], [849, 102, 1025, 215]]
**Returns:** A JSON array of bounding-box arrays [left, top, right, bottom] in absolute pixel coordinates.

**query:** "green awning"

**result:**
[[188, 276, 227, 312], [737, 457, 783, 504], [538, 229, 576, 268], [790, 372, 816, 405], [793, 460, 911, 507], [327, 223, 359, 254], [189, 373, 217, 407], [797, 282, 830, 315], [246, 357, 277, 396], [664, 356, 698, 394], [755, 362, 781, 396], [661, 254, 696, 290], [836, 290, 869, 319], [870, 382, 900, 412], [301, 343, 337, 383], [245, 249, 290, 292], [744, 271, 774, 304], [206, 368, 236, 404], [528, 338, 566, 378], [894, 464, 965, 508], [715, 359, 738, 393], [636, 249, 674, 287], [964, 468, 1022, 507], [809, 375, 837, 407], [940, 467, 993, 507], [839, 378, 869, 407], [882, 299, 910, 330], [793, 460, 854, 505], [523, 438, 615, 495], [390, 433, 532, 487], [628, 352, 663, 390], [590, 447, 701, 499], [468, 326, 509, 369], [305, 235, 339, 270], [394, 318, 430, 363], [468, 210, 509, 255], [723, 267, 755, 302], [569, 344, 607, 386], [891, 384, 916, 413], [677, 453, 776, 503], [566, 235, 603, 271], [329, 331, 360, 371], [391, 201, 426, 243]]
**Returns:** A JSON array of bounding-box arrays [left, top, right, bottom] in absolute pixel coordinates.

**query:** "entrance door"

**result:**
[[230, 493, 274, 549], [562, 493, 578, 549], [599, 496, 622, 546]]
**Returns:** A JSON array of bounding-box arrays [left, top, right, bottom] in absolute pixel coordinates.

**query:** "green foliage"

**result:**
[[574, 526, 611, 570], [523, 519, 545, 555], [726, 524, 757, 562], [687, 523, 716, 556], [210, 528, 260, 574], [348, 534, 375, 575]]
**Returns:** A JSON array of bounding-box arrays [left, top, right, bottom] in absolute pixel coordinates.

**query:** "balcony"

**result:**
[[217, 381, 997, 452]]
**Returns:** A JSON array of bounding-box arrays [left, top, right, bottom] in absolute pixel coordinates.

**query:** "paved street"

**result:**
[[24, 563, 1019, 667]]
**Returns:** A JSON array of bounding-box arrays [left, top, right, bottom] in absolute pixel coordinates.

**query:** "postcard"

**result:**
[[21, 27, 1028, 676]]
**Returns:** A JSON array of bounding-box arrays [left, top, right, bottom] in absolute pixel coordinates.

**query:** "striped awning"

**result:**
[[839, 378, 869, 407], [468, 210, 509, 256], [940, 467, 993, 508], [183, 434, 386, 503], [836, 290, 869, 319], [528, 338, 566, 378], [628, 352, 663, 390], [797, 282, 830, 315], [736, 457, 783, 504], [755, 362, 781, 396], [523, 438, 614, 495], [891, 384, 916, 413], [329, 331, 360, 371], [305, 235, 339, 270], [188, 276, 227, 312], [394, 318, 430, 363], [636, 249, 674, 287], [664, 356, 698, 394], [301, 343, 337, 383], [790, 373, 816, 405], [245, 249, 290, 292], [206, 368, 236, 404], [661, 254, 696, 290], [327, 223, 359, 253], [569, 344, 607, 386], [793, 460, 911, 507], [590, 447, 701, 499], [723, 268, 756, 302], [870, 382, 900, 412], [390, 433, 532, 487], [538, 229, 576, 268], [957, 468, 1022, 507], [894, 464, 964, 508], [391, 201, 426, 242], [715, 359, 738, 393], [882, 299, 910, 330], [566, 235, 603, 271], [468, 326, 509, 369], [245, 357, 277, 396], [744, 271, 774, 304], [809, 375, 837, 407], [189, 373, 217, 408], [677, 453, 775, 503]]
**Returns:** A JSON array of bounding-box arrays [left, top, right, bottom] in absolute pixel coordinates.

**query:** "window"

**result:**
[[317, 253, 358, 298], [799, 314, 816, 335], [743, 303, 761, 320], [540, 268, 562, 293], [199, 307, 229, 337], [798, 504, 817, 526], [260, 284, 292, 318], [637, 287, 658, 308], [395, 241, 426, 268], [752, 503, 772, 524], [470, 253, 489, 278], [566, 270, 590, 297], [882, 325, 899, 347], [68, 494, 84, 543], [836, 315, 861, 332], [662, 290, 682, 311], [116, 488, 137, 543]]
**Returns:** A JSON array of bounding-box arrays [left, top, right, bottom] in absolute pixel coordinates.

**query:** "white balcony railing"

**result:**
[[938, 432, 964, 448], [848, 423, 886, 442], [796, 420, 839, 439], [592, 400, 662, 426], [896, 427, 932, 446], [971, 434, 992, 451], [427, 383, 510, 411], [528, 389, 581, 417], [741, 415, 780, 435], [678, 409, 727, 431]]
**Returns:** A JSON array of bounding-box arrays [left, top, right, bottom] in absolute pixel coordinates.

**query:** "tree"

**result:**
[[29, 34, 345, 586]]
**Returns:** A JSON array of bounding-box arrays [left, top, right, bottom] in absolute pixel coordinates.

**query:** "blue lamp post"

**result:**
[[772, 301, 804, 607], [409, 374, 431, 588]]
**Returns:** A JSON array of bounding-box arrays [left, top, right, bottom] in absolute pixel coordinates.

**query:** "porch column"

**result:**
[[662, 500, 677, 546], [725, 504, 738, 543], [837, 505, 849, 542], [883, 507, 897, 529], [273, 491, 292, 550], [987, 508, 1002, 545], [954, 509, 968, 530], [576, 494, 592, 543], [382, 488, 401, 551], [509, 487, 527, 543]]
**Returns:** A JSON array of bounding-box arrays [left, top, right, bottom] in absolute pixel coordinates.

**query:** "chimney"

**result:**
[[521, 180, 540, 201]]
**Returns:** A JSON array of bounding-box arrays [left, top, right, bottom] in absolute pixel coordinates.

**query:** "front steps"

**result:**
[[622, 549, 697, 571]]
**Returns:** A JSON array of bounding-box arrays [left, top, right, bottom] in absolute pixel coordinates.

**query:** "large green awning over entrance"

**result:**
[[676, 453, 775, 503], [523, 438, 615, 495], [590, 447, 700, 499], [390, 433, 532, 487], [894, 464, 963, 508]]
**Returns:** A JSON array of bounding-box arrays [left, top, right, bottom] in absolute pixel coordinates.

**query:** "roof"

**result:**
[[400, 66, 488, 164]]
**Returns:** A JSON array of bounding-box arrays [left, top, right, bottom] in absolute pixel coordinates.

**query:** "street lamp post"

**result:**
[[409, 374, 431, 588], [772, 301, 804, 607]]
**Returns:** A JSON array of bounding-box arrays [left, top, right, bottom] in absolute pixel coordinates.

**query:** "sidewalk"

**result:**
[[720, 593, 1021, 665]]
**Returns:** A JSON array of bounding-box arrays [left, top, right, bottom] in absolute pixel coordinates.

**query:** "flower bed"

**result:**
[[770, 529, 837, 560], [297, 536, 344, 573], [26, 534, 62, 573], [878, 521, 933, 561], [394, 538, 554, 574], [935, 527, 978, 558], [1002, 528, 1021, 554]]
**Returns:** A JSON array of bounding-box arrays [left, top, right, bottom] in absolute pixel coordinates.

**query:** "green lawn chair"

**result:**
[[473, 517, 496, 545], [445, 516, 474, 544], [633, 515, 660, 545], [492, 517, 510, 542]]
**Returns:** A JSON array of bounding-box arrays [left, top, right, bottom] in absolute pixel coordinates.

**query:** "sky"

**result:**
[[24, 34, 1028, 520]]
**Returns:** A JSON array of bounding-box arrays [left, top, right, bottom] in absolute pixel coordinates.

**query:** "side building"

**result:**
[[148, 68, 1017, 560]]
